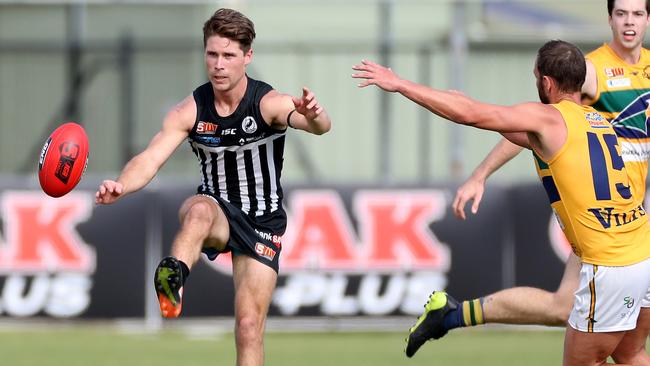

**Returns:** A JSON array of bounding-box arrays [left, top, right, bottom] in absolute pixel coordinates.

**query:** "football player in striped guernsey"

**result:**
[[96, 8, 331, 366]]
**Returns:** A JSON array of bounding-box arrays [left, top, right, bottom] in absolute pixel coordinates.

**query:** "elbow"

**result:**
[[453, 111, 477, 126]]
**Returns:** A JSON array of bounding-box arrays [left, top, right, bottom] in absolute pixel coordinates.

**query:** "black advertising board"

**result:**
[[0, 180, 568, 319]]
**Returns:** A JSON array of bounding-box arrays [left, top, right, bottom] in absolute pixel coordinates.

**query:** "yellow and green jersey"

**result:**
[[534, 100, 650, 266], [585, 44, 650, 199]]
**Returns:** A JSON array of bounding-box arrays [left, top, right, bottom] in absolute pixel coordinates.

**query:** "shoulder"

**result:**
[[516, 102, 563, 125], [164, 94, 197, 132], [193, 81, 212, 98], [260, 89, 292, 109], [585, 44, 608, 61], [247, 76, 274, 99], [249, 76, 273, 90]]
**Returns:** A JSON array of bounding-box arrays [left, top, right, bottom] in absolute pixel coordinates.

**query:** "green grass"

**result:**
[[0, 326, 568, 366]]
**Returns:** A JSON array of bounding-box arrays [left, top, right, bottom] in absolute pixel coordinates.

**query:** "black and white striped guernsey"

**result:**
[[188, 76, 286, 217]]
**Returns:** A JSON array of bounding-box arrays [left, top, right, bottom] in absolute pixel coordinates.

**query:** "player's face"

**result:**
[[204, 35, 252, 92], [609, 0, 650, 51]]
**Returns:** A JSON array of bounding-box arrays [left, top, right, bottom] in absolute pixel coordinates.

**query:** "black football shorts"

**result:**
[[198, 193, 286, 273]]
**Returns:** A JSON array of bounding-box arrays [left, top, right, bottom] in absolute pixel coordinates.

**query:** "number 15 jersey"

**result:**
[[534, 100, 650, 266]]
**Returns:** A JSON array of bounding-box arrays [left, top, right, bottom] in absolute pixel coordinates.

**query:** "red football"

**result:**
[[38, 122, 89, 198]]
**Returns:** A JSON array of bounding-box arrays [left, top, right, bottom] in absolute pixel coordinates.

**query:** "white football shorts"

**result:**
[[568, 256, 650, 333]]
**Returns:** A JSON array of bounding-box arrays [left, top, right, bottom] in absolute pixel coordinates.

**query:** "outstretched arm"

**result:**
[[95, 95, 195, 204], [352, 60, 551, 134], [453, 138, 523, 220], [263, 87, 332, 135], [352, 59, 565, 159]]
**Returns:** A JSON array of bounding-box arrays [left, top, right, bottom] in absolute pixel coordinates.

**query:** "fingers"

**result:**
[[452, 191, 468, 220], [95, 180, 123, 204], [471, 191, 483, 214], [294, 86, 323, 116], [292, 96, 302, 108], [452, 182, 485, 220]]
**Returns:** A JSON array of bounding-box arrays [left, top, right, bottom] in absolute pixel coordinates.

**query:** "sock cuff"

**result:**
[[462, 298, 485, 326]]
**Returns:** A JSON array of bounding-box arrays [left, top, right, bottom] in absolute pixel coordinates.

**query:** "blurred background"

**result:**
[[0, 0, 612, 183], [0, 1, 632, 365]]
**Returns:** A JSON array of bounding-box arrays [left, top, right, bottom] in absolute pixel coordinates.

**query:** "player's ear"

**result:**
[[244, 47, 253, 66], [542, 75, 554, 94]]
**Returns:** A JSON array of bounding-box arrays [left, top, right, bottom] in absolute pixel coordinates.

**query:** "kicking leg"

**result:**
[[404, 253, 581, 358], [171, 195, 230, 267], [155, 195, 230, 318], [232, 254, 277, 366], [449, 253, 580, 330], [482, 253, 580, 326]]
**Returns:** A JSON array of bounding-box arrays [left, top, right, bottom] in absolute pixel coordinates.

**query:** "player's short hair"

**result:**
[[607, 0, 650, 16], [535, 40, 586, 93], [203, 8, 256, 53]]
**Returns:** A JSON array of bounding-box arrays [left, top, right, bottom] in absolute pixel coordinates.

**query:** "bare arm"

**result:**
[[352, 59, 563, 158], [262, 87, 332, 135], [353, 60, 545, 133], [95, 95, 196, 204], [452, 138, 523, 219]]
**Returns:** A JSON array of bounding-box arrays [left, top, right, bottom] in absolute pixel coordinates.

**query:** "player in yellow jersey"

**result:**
[[446, 0, 650, 364], [352, 40, 650, 365]]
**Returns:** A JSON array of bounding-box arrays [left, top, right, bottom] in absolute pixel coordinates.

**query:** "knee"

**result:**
[[182, 201, 215, 228], [235, 314, 264, 347], [550, 292, 573, 325]]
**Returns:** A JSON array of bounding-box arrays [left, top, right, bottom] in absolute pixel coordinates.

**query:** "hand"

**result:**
[[292, 87, 323, 121], [452, 178, 485, 220], [95, 180, 124, 205], [352, 59, 401, 92]]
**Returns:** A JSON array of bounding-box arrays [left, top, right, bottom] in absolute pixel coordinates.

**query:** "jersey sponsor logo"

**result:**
[[0, 191, 95, 318], [619, 140, 650, 162], [242, 116, 257, 134], [196, 121, 218, 134], [221, 128, 237, 136], [255, 229, 282, 247], [605, 67, 625, 78], [585, 112, 609, 128], [255, 242, 277, 261], [193, 136, 221, 147], [607, 78, 632, 89], [203, 189, 451, 316], [644, 65, 650, 79], [588, 204, 646, 229]]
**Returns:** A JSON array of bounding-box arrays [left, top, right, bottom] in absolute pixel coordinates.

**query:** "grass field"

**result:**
[[0, 325, 570, 366]]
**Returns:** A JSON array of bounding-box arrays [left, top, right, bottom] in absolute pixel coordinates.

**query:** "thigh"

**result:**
[[563, 325, 626, 366], [179, 194, 230, 248], [232, 254, 278, 319], [612, 307, 650, 363]]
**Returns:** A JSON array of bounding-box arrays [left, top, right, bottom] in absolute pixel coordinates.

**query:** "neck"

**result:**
[[213, 75, 248, 114], [608, 41, 642, 64], [552, 91, 582, 105]]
